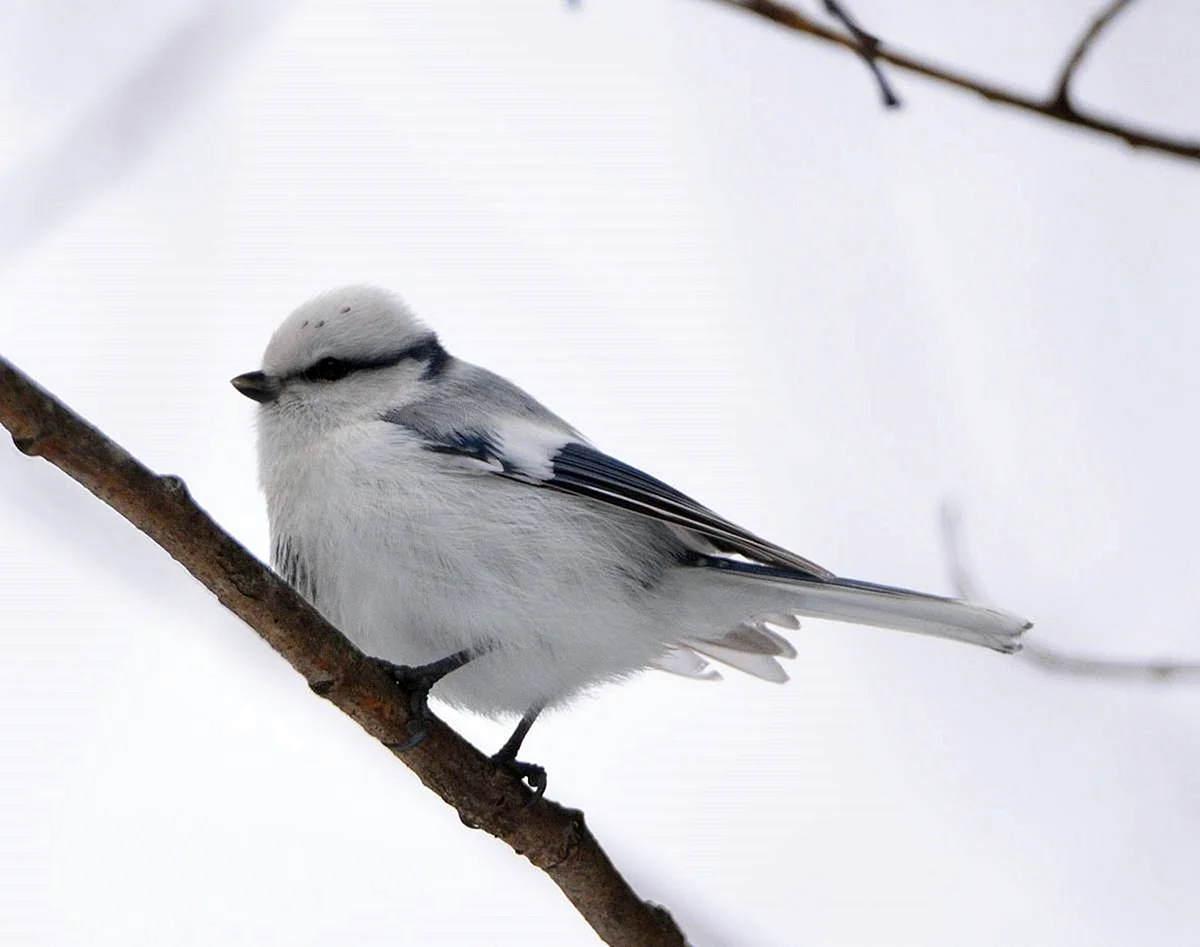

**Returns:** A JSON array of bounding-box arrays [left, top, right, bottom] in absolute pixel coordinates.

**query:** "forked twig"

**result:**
[[710, 0, 1200, 162], [821, 0, 901, 107], [1052, 0, 1138, 112]]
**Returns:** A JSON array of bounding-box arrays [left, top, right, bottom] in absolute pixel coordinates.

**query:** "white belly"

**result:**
[[265, 426, 677, 717]]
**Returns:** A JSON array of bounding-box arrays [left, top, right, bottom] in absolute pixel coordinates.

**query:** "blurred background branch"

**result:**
[[940, 502, 1200, 683], [0, 0, 285, 268], [708, 0, 1200, 162]]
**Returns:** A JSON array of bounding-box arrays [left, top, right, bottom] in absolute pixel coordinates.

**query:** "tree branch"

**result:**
[[0, 354, 687, 947], [939, 502, 1200, 684], [707, 0, 1200, 163]]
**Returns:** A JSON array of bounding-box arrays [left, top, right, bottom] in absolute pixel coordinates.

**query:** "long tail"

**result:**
[[763, 572, 1028, 653], [656, 558, 1030, 682]]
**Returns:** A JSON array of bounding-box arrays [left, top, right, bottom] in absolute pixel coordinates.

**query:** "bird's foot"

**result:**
[[373, 650, 473, 752], [490, 707, 546, 800], [492, 754, 547, 801]]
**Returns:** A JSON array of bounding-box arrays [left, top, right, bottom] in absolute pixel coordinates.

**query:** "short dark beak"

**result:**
[[231, 371, 281, 404]]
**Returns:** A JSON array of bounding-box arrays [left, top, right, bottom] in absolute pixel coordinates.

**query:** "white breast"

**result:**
[[260, 417, 679, 717]]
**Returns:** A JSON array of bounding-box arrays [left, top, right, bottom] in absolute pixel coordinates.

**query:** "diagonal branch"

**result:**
[[0, 354, 687, 947], [940, 502, 1200, 684], [1053, 0, 1139, 111], [707, 0, 1200, 163]]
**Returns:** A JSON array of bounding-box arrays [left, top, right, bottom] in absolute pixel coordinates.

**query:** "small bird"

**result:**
[[232, 286, 1029, 795]]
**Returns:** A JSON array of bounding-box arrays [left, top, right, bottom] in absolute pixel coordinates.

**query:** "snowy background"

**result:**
[[2, 1, 1198, 944]]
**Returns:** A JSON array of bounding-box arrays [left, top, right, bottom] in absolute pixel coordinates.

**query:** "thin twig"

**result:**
[[0, 355, 687, 947], [820, 0, 900, 107], [1020, 642, 1200, 682], [938, 502, 985, 602], [1053, 0, 1139, 112], [708, 0, 1200, 163], [939, 502, 1200, 684]]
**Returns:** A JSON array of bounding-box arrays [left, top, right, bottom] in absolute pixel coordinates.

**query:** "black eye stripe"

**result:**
[[302, 357, 351, 382], [293, 337, 448, 383]]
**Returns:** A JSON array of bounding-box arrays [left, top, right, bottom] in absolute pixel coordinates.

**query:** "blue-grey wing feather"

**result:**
[[541, 443, 832, 579], [384, 360, 576, 447], [382, 359, 831, 580]]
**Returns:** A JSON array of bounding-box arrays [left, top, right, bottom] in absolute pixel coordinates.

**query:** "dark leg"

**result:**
[[491, 707, 546, 799], [374, 649, 474, 752]]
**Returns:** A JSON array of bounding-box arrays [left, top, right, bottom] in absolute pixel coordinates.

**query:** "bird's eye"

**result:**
[[303, 357, 351, 382]]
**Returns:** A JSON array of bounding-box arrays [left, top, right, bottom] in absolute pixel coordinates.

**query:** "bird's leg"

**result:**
[[491, 707, 546, 799], [374, 649, 474, 752]]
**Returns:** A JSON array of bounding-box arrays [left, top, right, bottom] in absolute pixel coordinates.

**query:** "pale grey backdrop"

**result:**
[[2, 2, 1198, 944]]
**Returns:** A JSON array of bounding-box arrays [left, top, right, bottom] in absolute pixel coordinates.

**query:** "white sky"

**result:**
[[2, 2, 1198, 945]]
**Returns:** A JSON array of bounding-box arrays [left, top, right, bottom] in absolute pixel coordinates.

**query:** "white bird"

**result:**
[[232, 286, 1029, 794]]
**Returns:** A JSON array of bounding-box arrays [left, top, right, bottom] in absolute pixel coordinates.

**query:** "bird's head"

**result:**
[[232, 285, 449, 427]]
